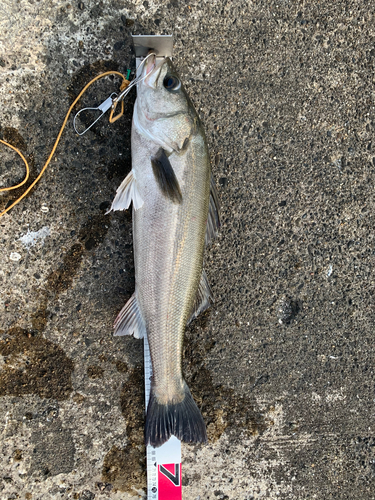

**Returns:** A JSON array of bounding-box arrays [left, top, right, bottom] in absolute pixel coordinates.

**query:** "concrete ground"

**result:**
[[1, 0, 375, 498]]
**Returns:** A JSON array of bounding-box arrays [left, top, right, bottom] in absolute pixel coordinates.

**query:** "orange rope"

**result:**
[[0, 71, 130, 218], [0, 139, 29, 191]]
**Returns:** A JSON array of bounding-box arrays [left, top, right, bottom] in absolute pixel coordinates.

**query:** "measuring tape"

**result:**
[[144, 334, 182, 500]]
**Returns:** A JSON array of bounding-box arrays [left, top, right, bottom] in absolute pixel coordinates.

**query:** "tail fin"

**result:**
[[145, 382, 207, 447]]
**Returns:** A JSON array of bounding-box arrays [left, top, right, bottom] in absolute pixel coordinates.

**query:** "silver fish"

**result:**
[[108, 55, 220, 447]]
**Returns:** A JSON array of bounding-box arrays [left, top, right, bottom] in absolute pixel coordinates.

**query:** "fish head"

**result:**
[[135, 56, 198, 152]]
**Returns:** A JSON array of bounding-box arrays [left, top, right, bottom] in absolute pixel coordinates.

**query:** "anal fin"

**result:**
[[187, 269, 213, 325], [106, 170, 144, 213], [114, 293, 146, 339], [205, 175, 220, 245]]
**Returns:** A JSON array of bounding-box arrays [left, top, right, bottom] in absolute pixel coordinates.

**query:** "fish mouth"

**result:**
[[145, 52, 156, 75], [142, 54, 166, 89]]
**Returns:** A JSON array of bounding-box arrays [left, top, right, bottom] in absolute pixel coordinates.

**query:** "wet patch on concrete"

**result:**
[[45, 243, 85, 296], [120, 364, 145, 446], [2, 127, 27, 151], [30, 214, 111, 333], [31, 300, 49, 333], [0, 204, 112, 412], [190, 364, 268, 443], [78, 213, 110, 252], [115, 360, 128, 373], [104, 156, 131, 183], [87, 365, 104, 379], [0, 327, 74, 400], [102, 444, 145, 494]]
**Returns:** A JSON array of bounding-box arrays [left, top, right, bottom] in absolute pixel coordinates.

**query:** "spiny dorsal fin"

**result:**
[[151, 148, 182, 204], [205, 175, 220, 245]]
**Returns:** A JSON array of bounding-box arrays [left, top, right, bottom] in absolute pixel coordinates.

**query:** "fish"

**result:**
[[108, 54, 220, 447]]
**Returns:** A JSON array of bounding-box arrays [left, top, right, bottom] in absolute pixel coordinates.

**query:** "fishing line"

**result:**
[[0, 52, 156, 219]]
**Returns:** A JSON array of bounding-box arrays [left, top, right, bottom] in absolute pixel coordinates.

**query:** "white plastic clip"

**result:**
[[73, 92, 117, 135]]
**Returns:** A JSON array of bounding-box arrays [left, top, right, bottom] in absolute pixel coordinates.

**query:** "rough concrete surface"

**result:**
[[1, 0, 375, 499]]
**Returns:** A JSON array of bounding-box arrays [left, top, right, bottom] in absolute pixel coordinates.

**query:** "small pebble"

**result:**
[[277, 297, 300, 324], [9, 252, 22, 262]]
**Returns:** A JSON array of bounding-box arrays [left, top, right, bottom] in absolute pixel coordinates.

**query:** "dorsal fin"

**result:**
[[187, 269, 213, 325], [205, 175, 220, 245], [151, 148, 182, 204]]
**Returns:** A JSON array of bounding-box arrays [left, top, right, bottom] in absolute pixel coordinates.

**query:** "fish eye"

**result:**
[[163, 75, 181, 91]]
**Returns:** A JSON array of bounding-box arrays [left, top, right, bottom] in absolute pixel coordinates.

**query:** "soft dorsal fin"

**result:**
[[187, 269, 214, 325], [151, 148, 182, 204], [205, 175, 220, 245]]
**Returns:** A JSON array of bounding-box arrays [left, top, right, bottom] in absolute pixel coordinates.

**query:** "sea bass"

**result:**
[[108, 55, 220, 447]]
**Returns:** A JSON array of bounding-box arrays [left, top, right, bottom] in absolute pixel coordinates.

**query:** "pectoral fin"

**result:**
[[187, 269, 214, 325], [151, 148, 182, 204], [205, 175, 221, 245], [106, 170, 144, 213]]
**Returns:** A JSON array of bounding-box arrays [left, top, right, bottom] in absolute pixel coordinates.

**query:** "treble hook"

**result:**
[[73, 92, 118, 135]]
